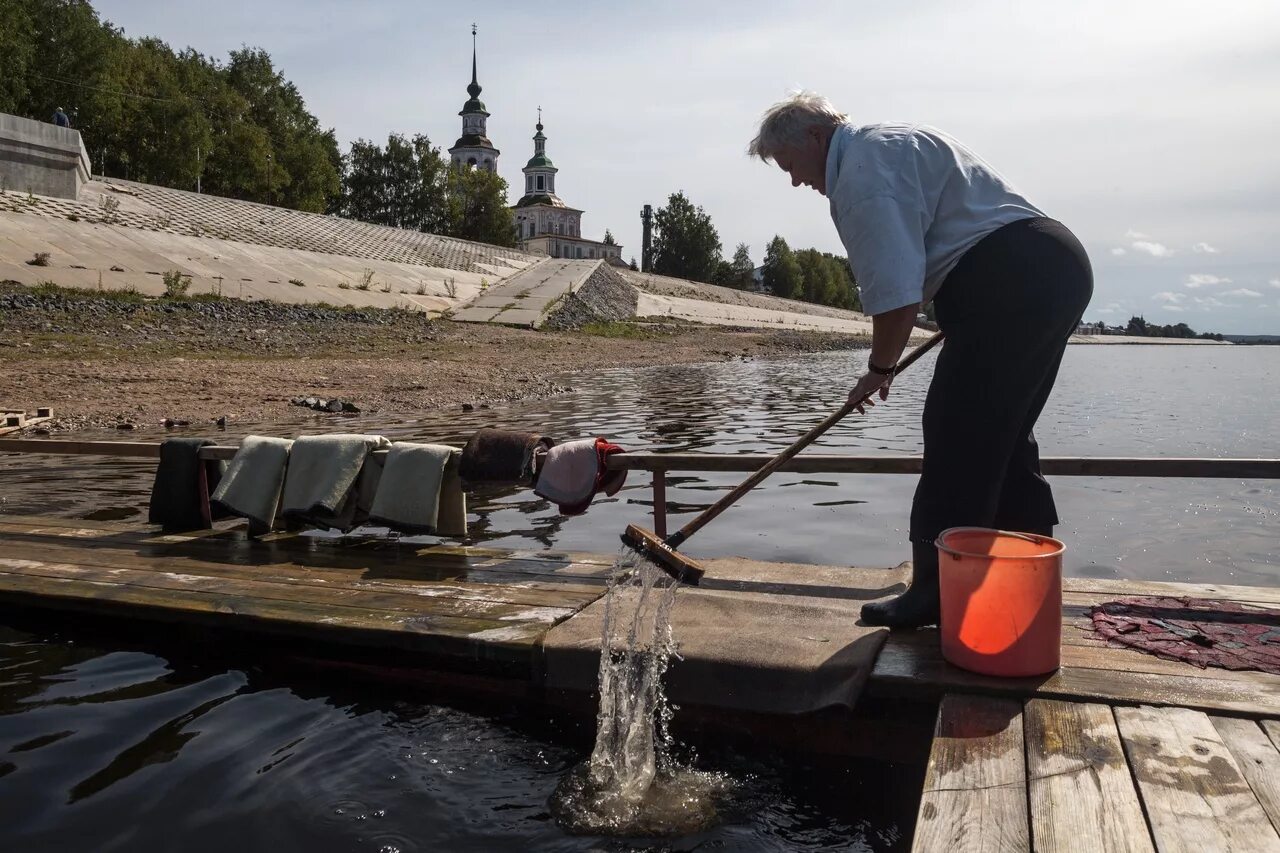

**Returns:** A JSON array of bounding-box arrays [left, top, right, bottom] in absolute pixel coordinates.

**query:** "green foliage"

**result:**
[[162, 269, 190, 297], [761, 237, 861, 310], [581, 321, 667, 339], [1124, 315, 1218, 339], [762, 236, 802, 299], [443, 166, 516, 247], [602, 229, 616, 246], [2, 2, 341, 211], [651, 191, 722, 283]]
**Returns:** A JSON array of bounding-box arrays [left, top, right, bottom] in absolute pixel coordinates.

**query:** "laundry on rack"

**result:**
[[148, 437, 228, 532], [280, 434, 389, 532], [210, 435, 294, 536], [369, 442, 468, 536], [533, 436, 627, 515]]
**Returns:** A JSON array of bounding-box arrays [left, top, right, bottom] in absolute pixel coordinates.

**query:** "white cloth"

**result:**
[[824, 122, 1045, 316], [210, 435, 293, 532], [280, 434, 389, 531], [369, 443, 468, 536], [533, 438, 598, 509]]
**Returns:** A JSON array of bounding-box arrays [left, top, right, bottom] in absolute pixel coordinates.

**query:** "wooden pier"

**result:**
[[2, 438, 1279, 849]]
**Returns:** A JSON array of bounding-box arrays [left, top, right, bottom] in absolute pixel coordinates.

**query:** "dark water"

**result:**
[[1, 344, 1276, 850], [0, 621, 912, 852]]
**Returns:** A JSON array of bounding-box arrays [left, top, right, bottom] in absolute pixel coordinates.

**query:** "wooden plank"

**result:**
[[1265, 721, 1280, 753], [871, 639, 1280, 717], [0, 516, 616, 577], [1212, 716, 1280, 836], [0, 531, 606, 609], [1115, 706, 1280, 852], [0, 557, 584, 626], [1065, 580, 1280, 608], [912, 694, 1028, 853], [0, 438, 161, 457], [0, 514, 616, 567], [0, 568, 546, 669], [1024, 699, 1154, 852]]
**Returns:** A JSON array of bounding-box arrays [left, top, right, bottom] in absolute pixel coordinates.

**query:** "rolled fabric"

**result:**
[[210, 435, 294, 535], [370, 443, 468, 536], [459, 428, 554, 485]]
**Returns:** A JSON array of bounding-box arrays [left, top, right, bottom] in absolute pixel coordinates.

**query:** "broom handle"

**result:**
[[664, 330, 944, 548]]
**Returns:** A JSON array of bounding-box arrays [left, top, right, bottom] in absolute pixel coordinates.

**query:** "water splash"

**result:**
[[551, 551, 731, 836]]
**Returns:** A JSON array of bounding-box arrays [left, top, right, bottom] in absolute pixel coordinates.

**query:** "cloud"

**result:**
[[1192, 242, 1219, 254], [1193, 296, 1228, 309], [1164, 305, 1187, 312], [1152, 291, 1185, 304], [1125, 230, 1150, 240], [1131, 240, 1172, 257], [1185, 273, 1232, 288], [1271, 278, 1280, 290], [1110, 247, 1127, 256], [1222, 288, 1262, 298]]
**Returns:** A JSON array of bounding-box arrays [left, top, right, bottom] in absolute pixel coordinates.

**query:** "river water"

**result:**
[[3, 344, 1277, 585], [1, 343, 1276, 851]]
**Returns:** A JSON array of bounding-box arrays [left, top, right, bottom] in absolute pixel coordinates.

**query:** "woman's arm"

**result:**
[[847, 302, 920, 411]]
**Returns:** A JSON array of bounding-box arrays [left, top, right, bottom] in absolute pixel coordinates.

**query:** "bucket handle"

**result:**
[[936, 527, 1056, 560]]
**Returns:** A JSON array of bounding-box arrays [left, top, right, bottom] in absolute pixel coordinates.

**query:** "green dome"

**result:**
[[525, 153, 555, 169]]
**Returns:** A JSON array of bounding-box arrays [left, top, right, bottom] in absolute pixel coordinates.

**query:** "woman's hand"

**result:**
[[848, 371, 891, 414]]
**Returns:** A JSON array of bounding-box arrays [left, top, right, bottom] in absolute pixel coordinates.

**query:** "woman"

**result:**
[[749, 92, 1093, 629]]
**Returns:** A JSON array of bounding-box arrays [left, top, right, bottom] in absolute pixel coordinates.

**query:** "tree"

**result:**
[[762, 236, 803, 299], [443, 166, 515, 247], [728, 243, 755, 290], [602, 229, 616, 245], [650, 191, 722, 283], [629, 257, 639, 271], [1126, 315, 1148, 336]]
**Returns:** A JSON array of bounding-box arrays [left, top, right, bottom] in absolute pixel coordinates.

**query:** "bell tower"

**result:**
[[448, 24, 500, 172]]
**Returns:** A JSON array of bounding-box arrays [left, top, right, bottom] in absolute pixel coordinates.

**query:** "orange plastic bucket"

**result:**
[[936, 527, 1064, 677]]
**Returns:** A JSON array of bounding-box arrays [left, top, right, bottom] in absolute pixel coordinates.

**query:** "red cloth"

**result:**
[[1091, 596, 1280, 675], [557, 437, 627, 515]]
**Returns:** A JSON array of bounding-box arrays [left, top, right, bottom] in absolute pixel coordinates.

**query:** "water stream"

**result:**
[[550, 554, 731, 837]]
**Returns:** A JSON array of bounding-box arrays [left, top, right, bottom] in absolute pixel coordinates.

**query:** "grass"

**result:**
[[579, 321, 670, 340], [289, 278, 305, 287]]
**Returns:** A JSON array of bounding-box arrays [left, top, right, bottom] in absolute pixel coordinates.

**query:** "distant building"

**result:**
[[510, 113, 621, 262], [447, 26, 499, 172], [748, 266, 767, 293]]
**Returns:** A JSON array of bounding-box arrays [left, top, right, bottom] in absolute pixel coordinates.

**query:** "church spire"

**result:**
[[467, 23, 481, 100], [448, 23, 499, 172]]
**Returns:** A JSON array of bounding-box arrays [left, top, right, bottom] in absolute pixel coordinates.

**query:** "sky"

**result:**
[[94, 0, 1280, 334]]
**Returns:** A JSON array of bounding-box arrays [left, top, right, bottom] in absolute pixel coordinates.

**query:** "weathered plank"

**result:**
[[1265, 720, 1280, 753], [0, 532, 605, 610], [1212, 716, 1280, 836], [1064, 578, 1280, 608], [1115, 706, 1280, 852], [0, 556, 582, 625], [1024, 699, 1153, 852], [912, 694, 1027, 853], [871, 635, 1280, 717], [0, 568, 546, 667]]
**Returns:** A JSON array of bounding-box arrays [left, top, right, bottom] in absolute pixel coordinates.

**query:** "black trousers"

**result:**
[[909, 217, 1093, 545]]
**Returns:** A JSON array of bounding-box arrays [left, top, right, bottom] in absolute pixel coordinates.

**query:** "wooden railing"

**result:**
[[2, 438, 1277, 539]]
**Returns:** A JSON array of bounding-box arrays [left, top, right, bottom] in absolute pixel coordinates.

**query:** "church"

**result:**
[[448, 29, 622, 263]]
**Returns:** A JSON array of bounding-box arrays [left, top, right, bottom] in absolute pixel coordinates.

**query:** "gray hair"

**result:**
[[748, 91, 846, 163]]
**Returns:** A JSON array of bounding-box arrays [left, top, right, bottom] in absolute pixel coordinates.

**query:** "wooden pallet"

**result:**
[[0, 407, 53, 436], [913, 693, 1280, 852]]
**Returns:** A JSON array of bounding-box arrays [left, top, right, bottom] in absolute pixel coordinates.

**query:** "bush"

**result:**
[[26, 252, 51, 267], [289, 278, 305, 287], [162, 270, 191, 298]]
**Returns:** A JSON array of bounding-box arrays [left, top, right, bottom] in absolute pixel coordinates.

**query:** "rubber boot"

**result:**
[[860, 542, 940, 629]]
